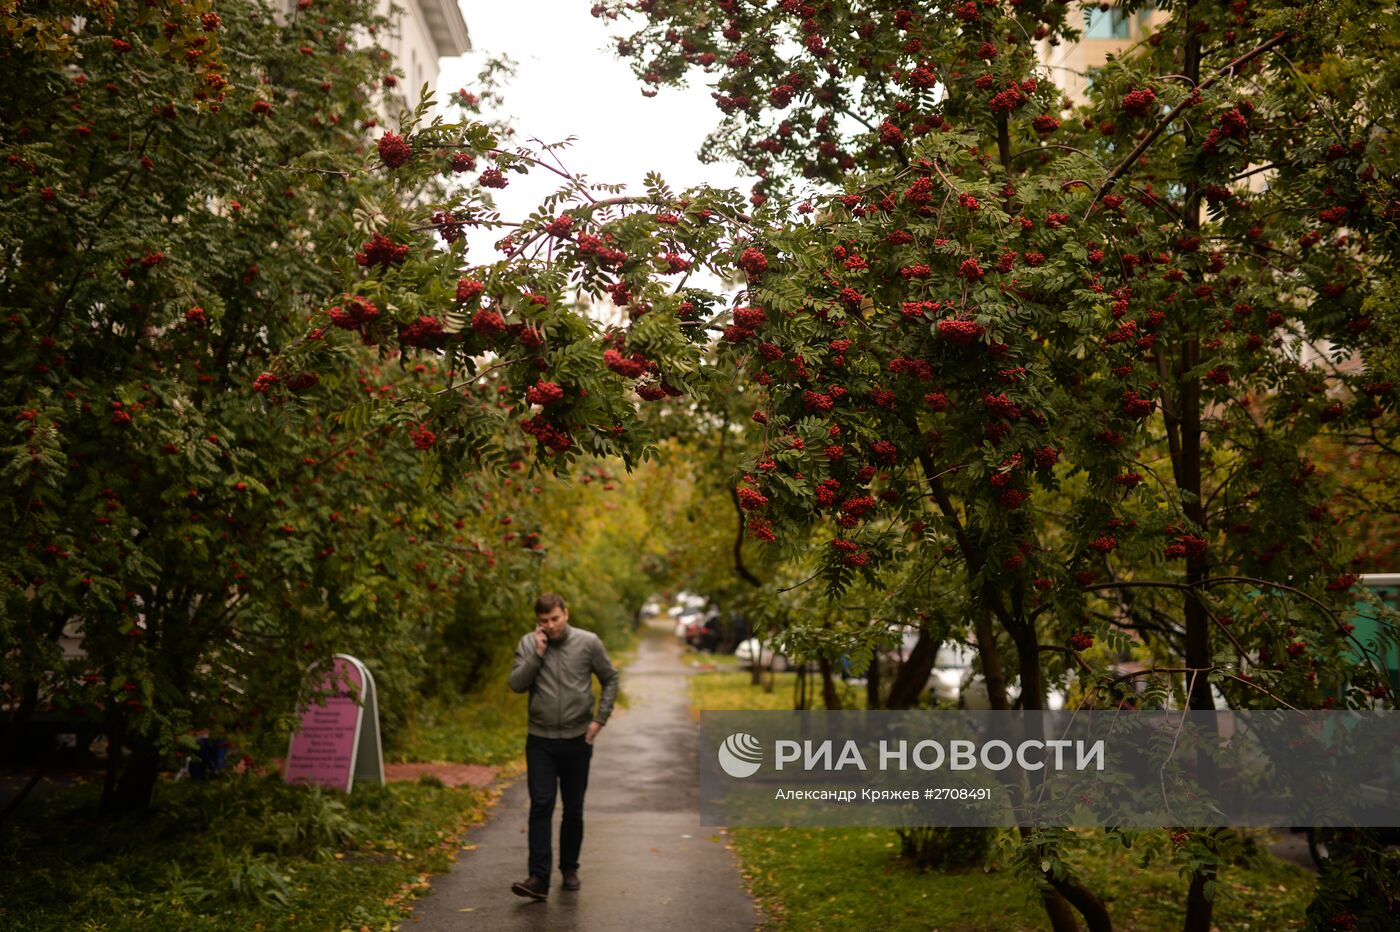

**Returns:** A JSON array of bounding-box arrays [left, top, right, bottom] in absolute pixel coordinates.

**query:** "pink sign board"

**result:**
[[285, 656, 382, 792]]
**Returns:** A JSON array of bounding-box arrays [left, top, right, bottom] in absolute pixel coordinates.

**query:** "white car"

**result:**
[[734, 638, 789, 672], [926, 643, 1067, 710]]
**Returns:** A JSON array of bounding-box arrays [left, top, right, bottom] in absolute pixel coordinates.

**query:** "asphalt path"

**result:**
[[406, 619, 760, 930]]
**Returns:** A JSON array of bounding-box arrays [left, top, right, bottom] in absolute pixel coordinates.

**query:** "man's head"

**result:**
[[535, 592, 569, 641]]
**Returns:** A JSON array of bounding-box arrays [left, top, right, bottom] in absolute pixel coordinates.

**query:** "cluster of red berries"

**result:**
[[903, 176, 935, 205], [409, 425, 437, 450], [737, 247, 769, 278], [603, 348, 651, 378], [923, 391, 949, 411], [526, 380, 565, 406], [1205, 367, 1232, 386], [1120, 88, 1157, 117], [470, 308, 506, 336], [938, 318, 984, 345], [868, 387, 896, 408], [355, 232, 409, 269], [328, 295, 380, 333], [999, 489, 1028, 509], [988, 87, 1026, 114], [839, 495, 876, 520], [733, 306, 767, 329], [544, 215, 574, 238], [889, 356, 933, 381], [521, 415, 573, 452], [377, 132, 412, 169], [815, 478, 842, 507], [455, 278, 485, 303], [736, 486, 769, 510], [1164, 534, 1208, 560], [432, 210, 465, 244], [1202, 103, 1251, 153], [576, 233, 628, 270], [1120, 390, 1154, 418], [1104, 320, 1138, 345], [745, 515, 777, 542], [982, 392, 1021, 419], [399, 316, 447, 349]]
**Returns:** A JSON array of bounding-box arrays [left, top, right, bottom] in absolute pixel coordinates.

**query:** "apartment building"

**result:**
[[372, 0, 471, 115], [276, 0, 470, 113], [1041, 4, 1168, 105]]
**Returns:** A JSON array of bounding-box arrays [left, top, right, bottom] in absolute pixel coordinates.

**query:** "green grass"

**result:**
[[680, 646, 742, 670], [391, 674, 529, 766], [733, 826, 1314, 932], [0, 774, 497, 932], [690, 666, 1316, 931], [689, 670, 868, 716]]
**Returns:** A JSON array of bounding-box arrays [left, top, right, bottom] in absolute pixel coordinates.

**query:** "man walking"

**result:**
[[507, 592, 619, 900]]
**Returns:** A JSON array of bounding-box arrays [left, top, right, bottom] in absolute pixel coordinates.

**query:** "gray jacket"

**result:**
[[507, 626, 619, 739]]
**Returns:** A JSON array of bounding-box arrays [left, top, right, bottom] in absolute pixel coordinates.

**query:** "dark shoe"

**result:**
[[511, 876, 548, 900], [561, 870, 580, 891]]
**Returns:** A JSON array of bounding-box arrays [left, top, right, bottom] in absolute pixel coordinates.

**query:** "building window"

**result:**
[[1084, 6, 1131, 39]]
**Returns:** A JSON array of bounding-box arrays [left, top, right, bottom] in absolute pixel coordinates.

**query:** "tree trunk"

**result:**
[[105, 739, 161, 814], [973, 603, 1010, 712], [1176, 21, 1219, 931], [885, 629, 937, 709], [866, 651, 881, 709], [2, 679, 40, 762], [818, 657, 843, 710]]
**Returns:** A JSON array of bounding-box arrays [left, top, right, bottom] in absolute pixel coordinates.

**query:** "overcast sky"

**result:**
[[437, 1, 748, 266]]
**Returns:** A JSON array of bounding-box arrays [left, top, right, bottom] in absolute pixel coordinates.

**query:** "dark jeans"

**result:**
[[525, 733, 593, 887]]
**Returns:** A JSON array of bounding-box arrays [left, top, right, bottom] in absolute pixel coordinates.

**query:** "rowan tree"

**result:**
[[583, 1, 1400, 929]]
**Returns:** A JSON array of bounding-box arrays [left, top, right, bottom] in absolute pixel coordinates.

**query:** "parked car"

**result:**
[[924, 642, 1067, 709], [674, 610, 702, 641], [877, 625, 1068, 708], [734, 638, 789, 672]]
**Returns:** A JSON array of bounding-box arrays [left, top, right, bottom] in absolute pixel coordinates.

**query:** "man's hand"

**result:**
[[585, 721, 603, 745], [533, 626, 547, 657]]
